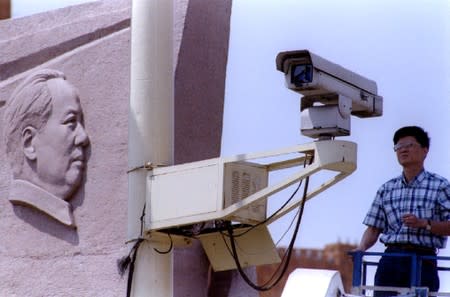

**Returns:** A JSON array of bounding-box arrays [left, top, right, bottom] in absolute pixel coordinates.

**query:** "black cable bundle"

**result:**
[[117, 238, 144, 297], [224, 155, 313, 291], [117, 204, 146, 297]]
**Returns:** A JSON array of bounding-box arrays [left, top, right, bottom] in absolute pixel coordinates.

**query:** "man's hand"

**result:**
[[402, 213, 427, 229]]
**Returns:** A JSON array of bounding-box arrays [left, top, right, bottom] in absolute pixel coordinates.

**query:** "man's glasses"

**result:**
[[393, 142, 419, 152]]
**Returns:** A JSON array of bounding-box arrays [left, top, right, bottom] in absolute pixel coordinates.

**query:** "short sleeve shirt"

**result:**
[[363, 170, 450, 249]]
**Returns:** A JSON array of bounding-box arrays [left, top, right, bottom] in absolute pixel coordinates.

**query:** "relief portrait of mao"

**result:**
[[3, 69, 90, 228]]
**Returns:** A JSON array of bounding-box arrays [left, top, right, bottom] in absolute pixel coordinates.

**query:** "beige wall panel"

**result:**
[[0, 0, 257, 296], [0, 1, 131, 296]]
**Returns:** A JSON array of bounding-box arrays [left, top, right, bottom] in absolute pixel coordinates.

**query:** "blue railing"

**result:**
[[349, 251, 450, 296]]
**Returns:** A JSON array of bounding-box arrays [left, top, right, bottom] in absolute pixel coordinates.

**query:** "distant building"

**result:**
[[256, 242, 356, 297], [0, 0, 10, 19]]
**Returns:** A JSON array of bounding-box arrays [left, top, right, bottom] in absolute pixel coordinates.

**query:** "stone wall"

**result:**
[[0, 1, 132, 296], [0, 0, 257, 296]]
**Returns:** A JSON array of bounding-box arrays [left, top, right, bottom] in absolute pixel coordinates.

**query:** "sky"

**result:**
[[10, 0, 450, 291], [11, 0, 92, 17], [220, 0, 450, 290]]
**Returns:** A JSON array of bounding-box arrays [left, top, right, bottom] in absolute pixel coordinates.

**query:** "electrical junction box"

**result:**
[[223, 162, 268, 223], [145, 140, 357, 232], [146, 158, 268, 231]]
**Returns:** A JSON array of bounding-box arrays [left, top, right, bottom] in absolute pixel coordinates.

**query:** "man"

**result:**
[[356, 126, 450, 296], [3, 69, 90, 228]]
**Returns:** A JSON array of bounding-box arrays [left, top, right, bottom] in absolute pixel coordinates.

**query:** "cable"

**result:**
[[125, 238, 144, 297], [117, 203, 147, 296], [140, 203, 146, 236], [224, 153, 313, 239], [117, 237, 144, 297], [261, 176, 310, 289], [225, 173, 311, 291], [275, 207, 300, 246], [227, 179, 302, 239], [218, 179, 302, 270], [224, 153, 314, 290], [153, 233, 173, 254]]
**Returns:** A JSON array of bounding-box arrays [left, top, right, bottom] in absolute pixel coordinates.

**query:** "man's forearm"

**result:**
[[429, 220, 450, 236], [357, 226, 381, 251]]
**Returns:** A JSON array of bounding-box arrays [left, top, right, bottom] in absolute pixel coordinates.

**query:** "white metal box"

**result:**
[[146, 159, 268, 231]]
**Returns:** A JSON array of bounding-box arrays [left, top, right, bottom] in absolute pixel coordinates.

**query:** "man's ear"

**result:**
[[422, 147, 429, 161], [22, 126, 37, 161]]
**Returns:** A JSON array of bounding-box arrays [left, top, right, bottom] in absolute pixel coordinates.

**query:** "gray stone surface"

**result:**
[[0, 1, 131, 296], [0, 0, 258, 296], [0, 0, 131, 81]]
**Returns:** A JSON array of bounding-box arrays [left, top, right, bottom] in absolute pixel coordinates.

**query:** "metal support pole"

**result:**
[[350, 251, 363, 295], [128, 0, 174, 296], [414, 287, 429, 297], [410, 254, 418, 287]]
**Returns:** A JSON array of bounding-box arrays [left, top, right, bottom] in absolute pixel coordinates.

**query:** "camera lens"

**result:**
[[291, 64, 313, 87]]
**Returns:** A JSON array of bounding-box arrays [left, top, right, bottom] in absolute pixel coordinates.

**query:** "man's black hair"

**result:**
[[393, 126, 430, 148]]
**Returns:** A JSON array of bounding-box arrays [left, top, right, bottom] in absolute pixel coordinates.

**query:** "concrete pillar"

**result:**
[[128, 0, 174, 296]]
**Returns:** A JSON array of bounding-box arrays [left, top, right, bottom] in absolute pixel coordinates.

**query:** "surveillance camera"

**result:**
[[276, 50, 382, 118], [276, 50, 382, 139]]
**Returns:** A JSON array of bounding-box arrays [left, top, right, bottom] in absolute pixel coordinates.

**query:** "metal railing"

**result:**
[[349, 251, 450, 296]]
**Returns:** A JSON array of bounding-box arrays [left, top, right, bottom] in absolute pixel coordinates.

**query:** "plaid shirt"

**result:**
[[364, 170, 450, 249]]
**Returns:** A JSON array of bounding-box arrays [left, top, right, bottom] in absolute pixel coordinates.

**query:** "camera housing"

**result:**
[[276, 50, 382, 138]]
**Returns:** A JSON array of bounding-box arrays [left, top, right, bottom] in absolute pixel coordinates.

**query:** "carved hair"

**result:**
[[3, 69, 66, 177]]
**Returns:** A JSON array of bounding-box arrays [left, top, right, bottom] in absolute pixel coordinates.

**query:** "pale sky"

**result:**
[[11, 0, 93, 17], [221, 0, 450, 289]]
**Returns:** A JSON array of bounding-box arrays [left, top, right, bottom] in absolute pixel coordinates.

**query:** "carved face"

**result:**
[[31, 79, 90, 199]]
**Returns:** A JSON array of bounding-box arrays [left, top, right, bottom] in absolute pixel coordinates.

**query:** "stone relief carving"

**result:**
[[3, 69, 90, 228]]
